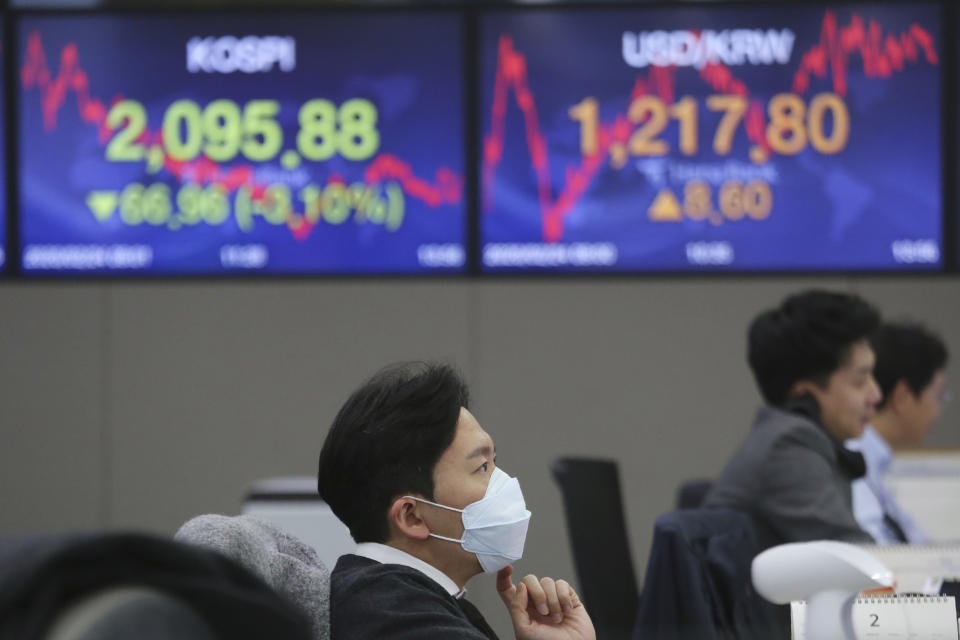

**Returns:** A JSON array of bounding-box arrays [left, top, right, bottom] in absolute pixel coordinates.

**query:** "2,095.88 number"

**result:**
[[105, 98, 380, 164]]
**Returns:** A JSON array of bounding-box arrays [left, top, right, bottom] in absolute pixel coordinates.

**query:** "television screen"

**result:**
[[19, 12, 466, 274], [480, 4, 942, 272]]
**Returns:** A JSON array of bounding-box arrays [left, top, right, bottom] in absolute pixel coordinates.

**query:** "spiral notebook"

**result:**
[[859, 544, 960, 593], [790, 595, 958, 639]]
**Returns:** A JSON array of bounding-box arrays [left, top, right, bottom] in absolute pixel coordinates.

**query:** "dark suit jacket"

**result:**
[[703, 401, 874, 550], [634, 509, 786, 640]]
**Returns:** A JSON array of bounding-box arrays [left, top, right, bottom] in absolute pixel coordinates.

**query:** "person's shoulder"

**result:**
[[730, 405, 819, 455], [330, 555, 485, 640], [756, 405, 831, 451], [331, 554, 453, 604]]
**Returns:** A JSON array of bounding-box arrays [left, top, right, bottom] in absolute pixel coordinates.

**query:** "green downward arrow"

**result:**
[[86, 191, 118, 222]]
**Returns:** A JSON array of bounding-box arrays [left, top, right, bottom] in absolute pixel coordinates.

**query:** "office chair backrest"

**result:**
[[550, 457, 640, 640], [675, 478, 714, 510], [176, 513, 330, 640], [635, 508, 785, 640]]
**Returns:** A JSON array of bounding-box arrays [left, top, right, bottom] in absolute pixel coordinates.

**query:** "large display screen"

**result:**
[[18, 13, 466, 274], [480, 4, 942, 272]]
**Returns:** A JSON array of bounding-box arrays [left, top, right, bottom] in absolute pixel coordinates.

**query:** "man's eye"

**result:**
[[480, 462, 489, 473]]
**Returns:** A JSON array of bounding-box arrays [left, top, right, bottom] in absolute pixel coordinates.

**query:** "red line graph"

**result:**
[[483, 10, 938, 243], [792, 11, 938, 95], [20, 31, 464, 240]]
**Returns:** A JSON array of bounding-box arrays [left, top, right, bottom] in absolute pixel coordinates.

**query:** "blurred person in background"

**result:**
[[846, 322, 950, 544], [704, 290, 882, 549]]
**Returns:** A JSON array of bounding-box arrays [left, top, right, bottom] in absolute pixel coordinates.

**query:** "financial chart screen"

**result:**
[[18, 13, 466, 274], [480, 4, 942, 272]]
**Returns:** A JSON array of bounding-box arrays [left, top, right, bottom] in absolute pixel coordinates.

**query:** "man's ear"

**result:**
[[789, 380, 817, 399], [888, 379, 915, 413], [389, 497, 431, 541]]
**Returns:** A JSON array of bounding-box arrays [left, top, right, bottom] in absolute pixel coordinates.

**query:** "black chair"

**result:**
[[550, 457, 640, 640], [675, 478, 714, 509]]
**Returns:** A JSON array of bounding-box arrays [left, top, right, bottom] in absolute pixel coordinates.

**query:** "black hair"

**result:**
[[872, 322, 948, 408], [317, 361, 469, 543], [747, 290, 881, 406]]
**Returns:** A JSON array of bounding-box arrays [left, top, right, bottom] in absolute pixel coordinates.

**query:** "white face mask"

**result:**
[[404, 467, 531, 573]]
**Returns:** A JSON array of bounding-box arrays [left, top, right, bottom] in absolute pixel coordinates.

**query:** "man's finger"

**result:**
[[539, 577, 562, 617], [567, 584, 583, 608], [501, 580, 530, 632], [516, 581, 528, 609], [556, 579, 573, 611], [496, 565, 515, 596], [496, 565, 518, 611], [522, 574, 550, 617]]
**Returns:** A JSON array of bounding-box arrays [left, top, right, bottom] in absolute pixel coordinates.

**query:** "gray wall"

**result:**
[[2, 277, 958, 637]]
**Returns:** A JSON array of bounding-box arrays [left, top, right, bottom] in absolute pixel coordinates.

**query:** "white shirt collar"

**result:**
[[354, 542, 465, 598]]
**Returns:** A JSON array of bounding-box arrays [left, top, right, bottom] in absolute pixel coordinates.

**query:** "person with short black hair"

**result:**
[[318, 362, 595, 640], [846, 322, 950, 543], [704, 290, 882, 549]]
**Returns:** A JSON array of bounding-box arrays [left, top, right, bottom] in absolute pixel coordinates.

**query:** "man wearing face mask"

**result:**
[[317, 362, 595, 640]]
